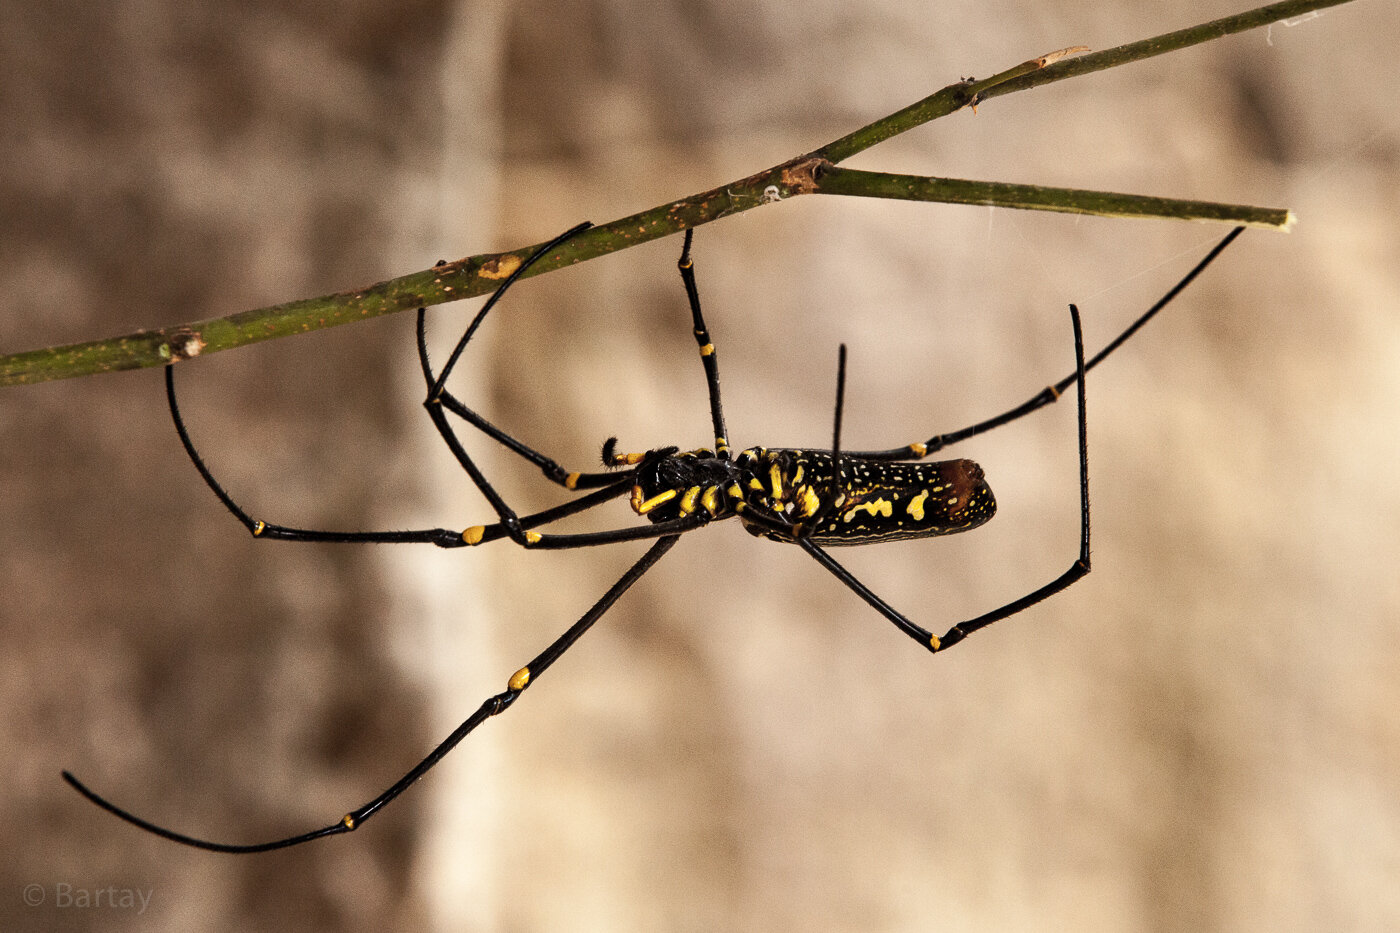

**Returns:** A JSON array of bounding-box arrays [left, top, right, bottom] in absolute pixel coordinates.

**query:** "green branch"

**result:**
[[814, 167, 1294, 228], [2, 0, 1349, 387], [814, 0, 1357, 164]]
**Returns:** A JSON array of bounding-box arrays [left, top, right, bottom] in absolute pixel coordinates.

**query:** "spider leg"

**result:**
[[792, 343, 847, 538], [422, 225, 742, 547], [163, 223, 632, 547], [420, 223, 668, 546], [420, 358, 717, 549], [415, 222, 620, 493], [849, 226, 1242, 461], [678, 228, 732, 458], [63, 534, 682, 852], [165, 365, 639, 547], [171, 350, 709, 550], [800, 305, 1090, 653]]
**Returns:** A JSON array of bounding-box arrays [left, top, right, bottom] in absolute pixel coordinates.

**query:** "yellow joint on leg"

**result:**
[[462, 525, 486, 545], [637, 488, 678, 514], [564, 472, 581, 490], [524, 531, 542, 544], [929, 633, 942, 651], [252, 520, 266, 536], [727, 483, 744, 500], [508, 666, 531, 691], [341, 813, 357, 830], [699, 343, 715, 357], [908, 441, 928, 458]]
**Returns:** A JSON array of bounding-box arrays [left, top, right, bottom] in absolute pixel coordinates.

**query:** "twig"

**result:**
[[813, 167, 1294, 228]]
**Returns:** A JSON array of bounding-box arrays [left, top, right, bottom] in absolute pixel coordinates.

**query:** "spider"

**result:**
[[64, 221, 1244, 852]]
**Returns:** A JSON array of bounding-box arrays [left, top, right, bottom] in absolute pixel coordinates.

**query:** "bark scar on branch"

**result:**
[[781, 157, 832, 195]]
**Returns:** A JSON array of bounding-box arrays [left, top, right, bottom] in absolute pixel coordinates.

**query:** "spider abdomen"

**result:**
[[733, 447, 996, 545]]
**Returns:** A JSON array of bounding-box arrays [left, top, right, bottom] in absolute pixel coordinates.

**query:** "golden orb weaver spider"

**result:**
[[64, 221, 1244, 852]]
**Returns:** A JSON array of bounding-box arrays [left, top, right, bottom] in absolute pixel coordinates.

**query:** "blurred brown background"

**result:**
[[3, 1, 1397, 930]]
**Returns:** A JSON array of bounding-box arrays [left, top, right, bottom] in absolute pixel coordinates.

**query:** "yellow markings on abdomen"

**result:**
[[842, 498, 893, 523], [906, 490, 930, 521]]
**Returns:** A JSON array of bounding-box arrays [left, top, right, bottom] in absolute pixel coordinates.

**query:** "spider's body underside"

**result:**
[[62, 221, 1244, 853]]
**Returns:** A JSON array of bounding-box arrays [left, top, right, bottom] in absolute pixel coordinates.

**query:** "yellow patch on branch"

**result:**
[[478, 254, 523, 280]]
